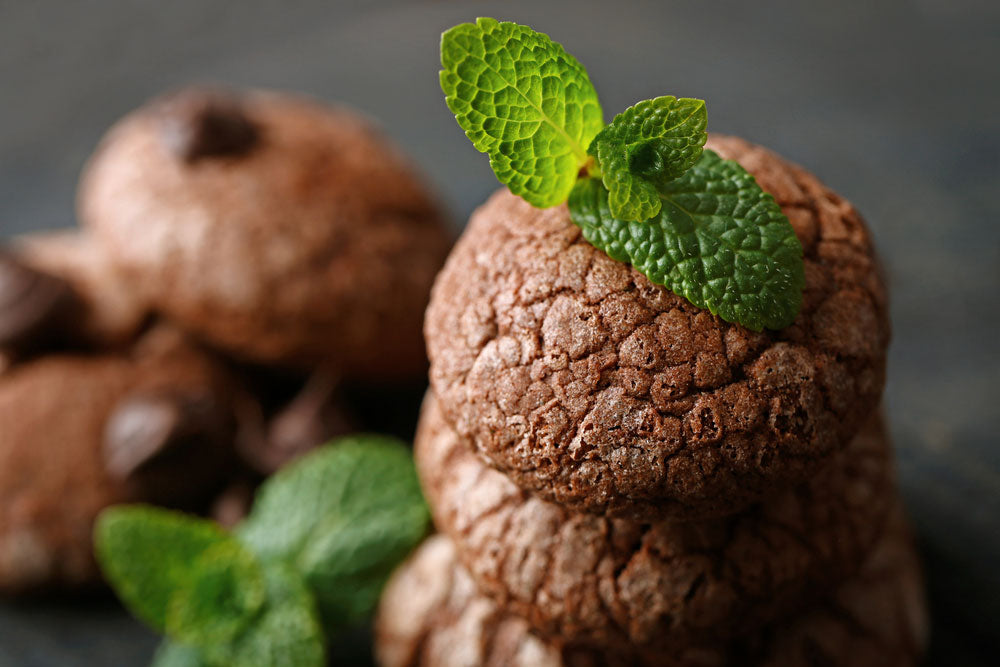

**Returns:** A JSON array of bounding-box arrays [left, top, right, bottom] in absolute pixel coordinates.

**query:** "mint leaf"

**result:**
[[297, 508, 429, 624], [224, 563, 326, 667], [153, 564, 325, 667], [165, 540, 266, 647], [94, 506, 235, 633], [568, 149, 804, 330], [237, 435, 429, 627], [440, 17, 603, 207], [588, 96, 707, 221]]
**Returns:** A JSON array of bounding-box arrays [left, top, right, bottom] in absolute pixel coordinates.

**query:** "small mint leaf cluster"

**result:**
[[590, 96, 707, 222], [94, 436, 429, 667], [440, 18, 804, 331]]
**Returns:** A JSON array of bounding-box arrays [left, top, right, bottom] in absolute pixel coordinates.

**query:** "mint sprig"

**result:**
[[440, 18, 804, 330], [94, 507, 255, 635], [570, 150, 805, 330], [440, 17, 604, 207], [238, 435, 429, 627], [589, 96, 707, 222], [165, 540, 266, 646], [154, 563, 326, 667], [95, 435, 429, 666]]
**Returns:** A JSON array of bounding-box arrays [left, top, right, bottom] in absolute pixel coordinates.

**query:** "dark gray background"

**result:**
[[1, 0, 998, 665]]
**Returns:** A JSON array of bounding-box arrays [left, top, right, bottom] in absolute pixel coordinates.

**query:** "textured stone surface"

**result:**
[[415, 392, 894, 650], [0, 328, 237, 593], [79, 87, 452, 380], [426, 135, 889, 520], [375, 506, 926, 667]]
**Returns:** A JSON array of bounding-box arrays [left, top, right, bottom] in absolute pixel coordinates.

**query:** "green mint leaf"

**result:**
[[94, 506, 235, 633], [223, 563, 326, 667], [237, 435, 429, 628], [440, 17, 604, 207], [165, 540, 266, 647], [153, 563, 325, 667], [297, 507, 429, 624], [568, 149, 804, 330], [588, 96, 707, 221]]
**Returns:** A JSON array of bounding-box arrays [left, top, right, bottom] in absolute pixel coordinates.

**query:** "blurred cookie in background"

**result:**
[[0, 326, 240, 594], [78, 86, 452, 383]]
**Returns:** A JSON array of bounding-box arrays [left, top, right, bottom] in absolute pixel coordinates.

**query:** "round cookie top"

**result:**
[[426, 135, 889, 520], [79, 87, 451, 379], [0, 329, 237, 593], [376, 508, 926, 667], [415, 393, 895, 652]]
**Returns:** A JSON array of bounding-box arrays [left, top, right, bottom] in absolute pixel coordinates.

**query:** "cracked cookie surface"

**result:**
[[375, 506, 926, 667], [425, 135, 888, 519], [80, 88, 451, 380], [415, 393, 894, 651]]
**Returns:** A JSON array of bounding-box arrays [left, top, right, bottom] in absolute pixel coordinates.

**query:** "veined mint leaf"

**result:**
[[297, 507, 429, 625], [237, 435, 429, 627], [224, 563, 326, 667], [165, 540, 266, 647], [568, 149, 804, 330], [588, 96, 707, 221], [94, 506, 236, 633], [440, 17, 604, 207], [153, 563, 325, 667]]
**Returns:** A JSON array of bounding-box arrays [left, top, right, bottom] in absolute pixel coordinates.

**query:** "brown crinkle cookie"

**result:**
[[0, 328, 238, 593], [415, 393, 894, 651], [739, 503, 928, 667], [375, 535, 664, 667], [375, 507, 927, 667], [375, 535, 566, 667], [11, 231, 149, 348], [79, 86, 452, 380], [425, 134, 889, 520]]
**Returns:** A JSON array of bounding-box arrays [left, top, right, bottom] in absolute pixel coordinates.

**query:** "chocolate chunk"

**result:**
[[158, 88, 259, 162], [12, 231, 150, 347], [268, 370, 348, 458], [103, 389, 230, 480], [0, 249, 74, 354], [235, 369, 351, 474]]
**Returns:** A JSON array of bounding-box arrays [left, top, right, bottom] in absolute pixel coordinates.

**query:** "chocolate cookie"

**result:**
[[79, 86, 452, 380], [0, 328, 237, 593], [415, 392, 894, 651], [376, 535, 584, 667], [375, 508, 926, 667], [11, 231, 149, 348], [425, 135, 888, 520], [739, 504, 927, 667]]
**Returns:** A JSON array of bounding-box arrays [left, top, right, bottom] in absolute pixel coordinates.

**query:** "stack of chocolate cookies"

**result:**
[[377, 137, 928, 666]]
